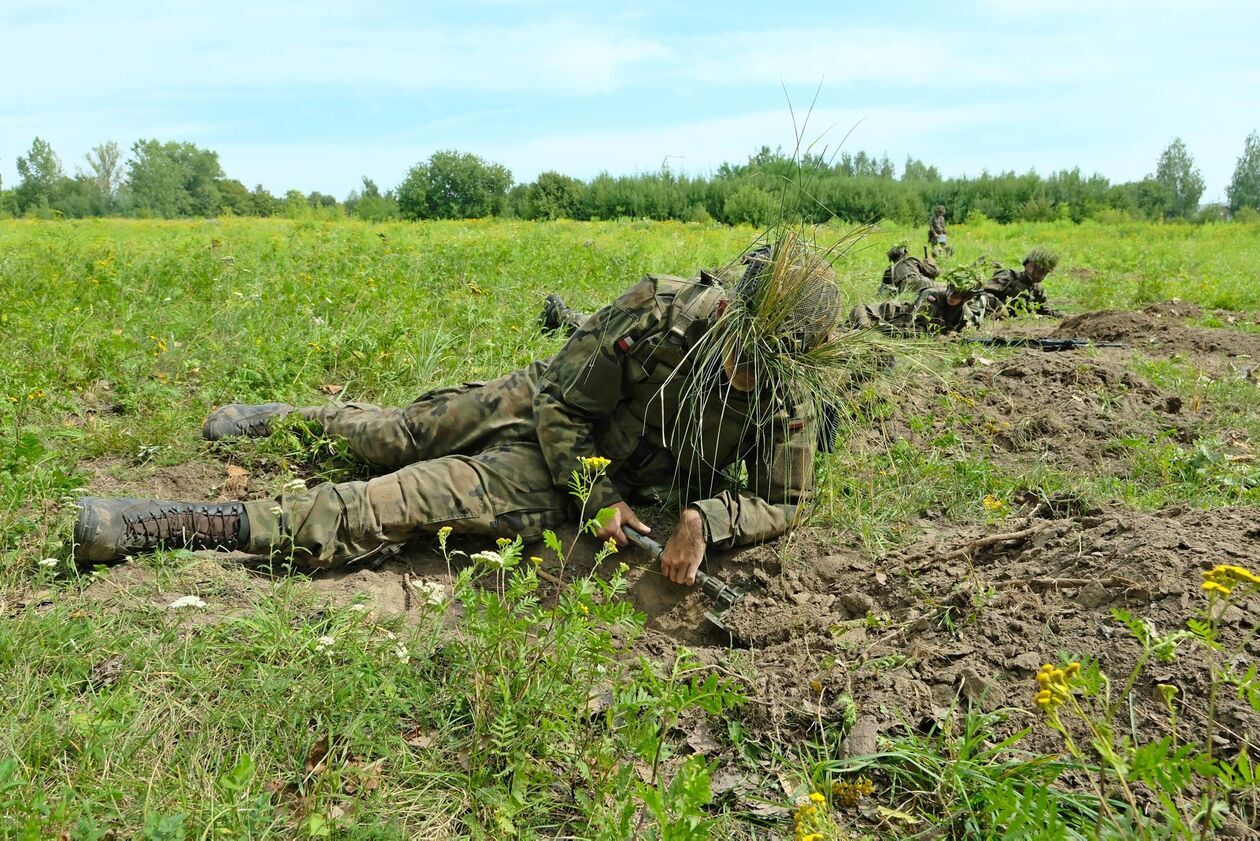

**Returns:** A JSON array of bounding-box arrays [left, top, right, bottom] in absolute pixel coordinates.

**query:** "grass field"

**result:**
[[2, 217, 1258, 838]]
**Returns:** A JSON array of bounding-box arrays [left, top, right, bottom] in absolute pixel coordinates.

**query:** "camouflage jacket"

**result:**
[[534, 275, 817, 549], [930, 215, 947, 236], [983, 268, 1054, 314], [850, 285, 982, 336], [879, 255, 940, 297]]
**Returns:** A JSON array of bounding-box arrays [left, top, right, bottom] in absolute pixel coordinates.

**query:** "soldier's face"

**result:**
[[723, 350, 757, 393], [1025, 262, 1048, 282]]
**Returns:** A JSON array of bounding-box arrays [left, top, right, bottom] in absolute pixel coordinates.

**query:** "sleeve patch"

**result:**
[[615, 336, 636, 353]]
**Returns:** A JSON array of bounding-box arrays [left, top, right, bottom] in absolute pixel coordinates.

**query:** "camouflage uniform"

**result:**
[[848, 285, 982, 336], [979, 267, 1059, 318], [929, 212, 947, 244], [243, 275, 817, 568], [878, 255, 940, 298]]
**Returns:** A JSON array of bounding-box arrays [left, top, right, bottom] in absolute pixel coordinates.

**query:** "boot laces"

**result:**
[[123, 503, 242, 551]]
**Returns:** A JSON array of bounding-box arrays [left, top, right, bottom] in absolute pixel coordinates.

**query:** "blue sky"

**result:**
[[2, 0, 1257, 201]]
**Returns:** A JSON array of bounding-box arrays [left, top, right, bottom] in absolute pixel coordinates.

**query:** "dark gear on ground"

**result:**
[[75, 498, 249, 564], [538, 293, 581, 335]]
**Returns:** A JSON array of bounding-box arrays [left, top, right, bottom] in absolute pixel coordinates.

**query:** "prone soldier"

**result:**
[[877, 243, 940, 298], [849, 284, 982, 336], [75, 239, 843, 588]]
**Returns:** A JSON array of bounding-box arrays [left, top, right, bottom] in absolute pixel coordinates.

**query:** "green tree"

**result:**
[[217, 178, 255, 216], [1226, 130, 1260, 214], [345, 177, 400, 221], [1152, 137, 1205, 219], [15, 137, 65, 213], [526, 171, 584, 220], [397, 150, 513, 220], [126, 140, 224, 217], [250, 184, 280, 217], [83, 141, 124, 201]]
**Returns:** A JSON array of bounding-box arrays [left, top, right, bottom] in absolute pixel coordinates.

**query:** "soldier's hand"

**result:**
[[595, 500, 649, 547], [662, 508, 706, 586]]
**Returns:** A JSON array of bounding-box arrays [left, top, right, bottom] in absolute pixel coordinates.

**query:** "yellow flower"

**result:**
[[529, 556, 543, 565], [809, 792, 825, 804], [602, 537, 618, 555], [578, 603, 589, 615], [580, 456, 611, 472], [982, 494, 1005, 511]]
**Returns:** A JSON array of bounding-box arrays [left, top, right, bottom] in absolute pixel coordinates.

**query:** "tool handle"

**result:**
[[624, 525, 716, 588], [622, 525, 663, 558]]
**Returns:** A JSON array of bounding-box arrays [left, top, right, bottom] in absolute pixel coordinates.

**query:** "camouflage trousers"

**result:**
[[243, 361, 571, 568]]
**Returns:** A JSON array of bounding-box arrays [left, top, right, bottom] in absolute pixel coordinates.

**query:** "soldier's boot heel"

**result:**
[[202, 403, 295, 440], [74, 498, 251, 564]]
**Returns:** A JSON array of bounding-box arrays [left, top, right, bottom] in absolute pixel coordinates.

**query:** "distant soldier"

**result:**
[[928, 205, 951, 257], [849, 284, 982, 336], [877, 243, 940, 298], [979, 248, 1062, 318]]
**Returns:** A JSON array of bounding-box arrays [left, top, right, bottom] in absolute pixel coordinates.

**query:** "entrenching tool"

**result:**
[[622, 526, 748, 637]]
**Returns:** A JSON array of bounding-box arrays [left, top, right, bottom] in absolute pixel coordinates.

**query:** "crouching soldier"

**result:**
[[76, 238, 847, 587], [978, 248, 1062, 318]]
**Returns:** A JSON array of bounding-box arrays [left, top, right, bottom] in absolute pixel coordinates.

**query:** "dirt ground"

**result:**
[[73, 303, 1260, 828]]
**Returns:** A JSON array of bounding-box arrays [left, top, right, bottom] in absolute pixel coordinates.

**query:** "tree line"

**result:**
[[3, 133, 1259, 226]]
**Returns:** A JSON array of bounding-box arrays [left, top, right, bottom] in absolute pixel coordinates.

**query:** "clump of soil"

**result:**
[[1055, 308, 1260, 362], [859, 351, 1194, 472], [634, 505, 1260, 762]]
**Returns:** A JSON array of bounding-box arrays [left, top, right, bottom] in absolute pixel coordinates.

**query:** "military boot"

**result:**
[[74, 498, 250, 564], [538, 294, 575, 335], [202, 403, 295, 440]]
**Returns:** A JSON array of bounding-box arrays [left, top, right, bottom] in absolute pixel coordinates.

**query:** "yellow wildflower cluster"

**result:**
[[982, 494, 1005, 511], [1034, 661, 1080, 711], [832, 775, 875, 808], [580, 455, 611, 472], [1202, 564, 1259, 597], [792, 791, 828, 841]]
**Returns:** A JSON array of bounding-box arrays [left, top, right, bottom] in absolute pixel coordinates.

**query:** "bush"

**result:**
[[722, 184, 778, 227], [397, 150, 513, 221]]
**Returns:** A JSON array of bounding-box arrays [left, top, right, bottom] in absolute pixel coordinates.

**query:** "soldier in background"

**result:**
[[877, 243, 940, 298], [849, 284, 981, 336], [76, 239, 845, 588], [928, 205, 951, 257], [979, 248, 1062, 318]]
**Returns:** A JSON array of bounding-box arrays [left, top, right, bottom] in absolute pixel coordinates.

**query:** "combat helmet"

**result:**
[[934, 204, 946, 214], [1023, 248, 1059, 274], [887, 243, 909, 262], [732, 233, 841, 357]]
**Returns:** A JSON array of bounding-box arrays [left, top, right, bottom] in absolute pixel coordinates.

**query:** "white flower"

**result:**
[[315, 635, 336, 651], [283, 479, 307, 492], [348, 603, 368, 613], [470, 550, 505, 567], [270, 505, 283, 516], [167, 595, 207, 609], [394, 644, 409, 662], [409, 579, 446, 606], [39, 558, 59, 568]]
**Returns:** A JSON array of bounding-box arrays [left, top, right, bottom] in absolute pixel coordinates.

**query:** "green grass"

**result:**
[[2, 217, 1259, 837]]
